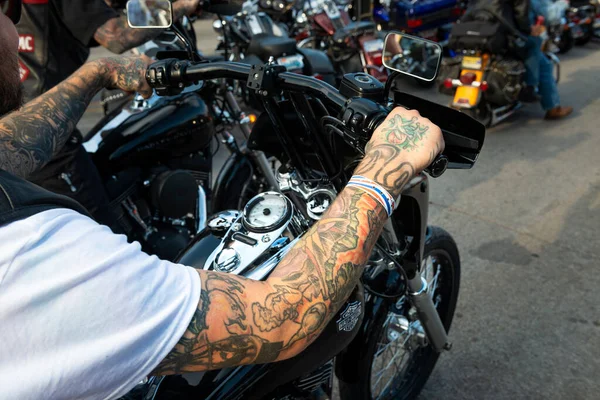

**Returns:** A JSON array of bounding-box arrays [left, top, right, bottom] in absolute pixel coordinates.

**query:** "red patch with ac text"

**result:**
[[18, 35, 35, 53]]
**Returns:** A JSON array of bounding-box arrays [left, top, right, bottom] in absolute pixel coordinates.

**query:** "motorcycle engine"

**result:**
[[106, 167, 202, 261], [485, 59, 526, 106]]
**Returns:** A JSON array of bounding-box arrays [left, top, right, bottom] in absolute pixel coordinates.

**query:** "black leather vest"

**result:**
[[0, 170, 90, 227], [16, 0, 92, 102]]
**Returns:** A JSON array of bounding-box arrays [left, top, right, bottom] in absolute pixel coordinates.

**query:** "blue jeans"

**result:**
[[524, 36, 560, 110]]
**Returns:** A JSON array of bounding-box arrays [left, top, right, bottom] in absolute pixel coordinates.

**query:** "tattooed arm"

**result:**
[[94, 0, 200, 54], [153, 109, 444, 374], [0, 56, 151, 179]]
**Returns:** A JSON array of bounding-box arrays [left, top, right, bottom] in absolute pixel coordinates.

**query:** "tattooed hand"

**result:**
[[91, 56, 153, 98], [354, 108, 444, 198], [175, 0, 201, 15]]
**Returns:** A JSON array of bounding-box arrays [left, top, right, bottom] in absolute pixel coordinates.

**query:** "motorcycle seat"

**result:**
[[247, 34, 298, 59], [333, 21, 377, 43]]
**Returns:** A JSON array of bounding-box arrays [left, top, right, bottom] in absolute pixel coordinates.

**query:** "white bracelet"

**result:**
[[347, 175, 398, 217]]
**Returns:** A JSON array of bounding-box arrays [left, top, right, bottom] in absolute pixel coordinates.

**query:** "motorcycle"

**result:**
[[443, 10, 560, 127], [373, 0, 465, 47], [566, 0, 597, 46], [545, 0, 575, 53], [121, 7, 487, 398], [213, 0, 337, 85], [293, 0, 388, 82], [82, 0, 279, 261]]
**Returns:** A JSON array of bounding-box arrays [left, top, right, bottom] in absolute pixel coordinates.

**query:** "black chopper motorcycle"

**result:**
[[213, 0, 337, 85], [82, 0, 279, 261], [118, 6, 486, 399]]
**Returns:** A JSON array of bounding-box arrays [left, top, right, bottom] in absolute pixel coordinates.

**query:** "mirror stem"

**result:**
[[171, 24, 198, 61]]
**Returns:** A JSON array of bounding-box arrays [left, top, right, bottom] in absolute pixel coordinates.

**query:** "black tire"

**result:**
[[558, 29, 574, 54], [338, 226, 461, 400]]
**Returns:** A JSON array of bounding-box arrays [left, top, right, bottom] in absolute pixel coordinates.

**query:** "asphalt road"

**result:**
[[81, 22, 600, 400]]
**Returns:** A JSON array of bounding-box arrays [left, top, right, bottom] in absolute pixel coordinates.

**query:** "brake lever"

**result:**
[[424, 154, 449, 178]]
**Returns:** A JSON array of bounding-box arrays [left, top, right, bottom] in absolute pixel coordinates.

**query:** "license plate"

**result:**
[[277, 54, 304, 71], [363, 38, 384, 53], [462, 56, 482, 70]]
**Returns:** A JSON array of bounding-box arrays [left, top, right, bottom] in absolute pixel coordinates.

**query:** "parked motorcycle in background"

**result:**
[[213, 0, 337, 85], [373, 0, 466, 48], [293, 0, 388, 82], [566, 0, 597, 46]]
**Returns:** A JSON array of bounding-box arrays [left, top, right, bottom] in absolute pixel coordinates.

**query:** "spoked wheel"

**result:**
[[339, 226, 461, 400]]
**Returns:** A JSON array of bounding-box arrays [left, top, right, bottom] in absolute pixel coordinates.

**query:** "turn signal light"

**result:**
[[443, 78, 453, 88], [480, 81, 489, 92], [459, 72, 477, 85], [407, 18, 423, 28], [248, 114, 257, 124], [451, 7, 464, 16]]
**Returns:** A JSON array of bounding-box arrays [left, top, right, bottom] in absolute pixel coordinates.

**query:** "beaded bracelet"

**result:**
[[347, 175, 398, 217]]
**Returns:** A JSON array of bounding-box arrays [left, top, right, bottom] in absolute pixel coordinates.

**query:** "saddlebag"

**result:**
[[448, 21, 507, 53], [485, 59, 526, 106]]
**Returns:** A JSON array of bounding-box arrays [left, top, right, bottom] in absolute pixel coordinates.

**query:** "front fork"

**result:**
[[406, 269, 452, 352], [381, 219, 452, 353]]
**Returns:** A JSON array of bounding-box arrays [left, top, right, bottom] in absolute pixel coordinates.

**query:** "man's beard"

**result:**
[[0, 50, 24, 117]]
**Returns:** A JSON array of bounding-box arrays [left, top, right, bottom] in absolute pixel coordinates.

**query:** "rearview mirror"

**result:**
[[383, 32, 442, 82], [126, 0, 173, 28]]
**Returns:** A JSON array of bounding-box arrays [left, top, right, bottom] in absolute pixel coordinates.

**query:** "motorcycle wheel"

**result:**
[[557, 29, 574, 53], [338, 226, 460, 400]]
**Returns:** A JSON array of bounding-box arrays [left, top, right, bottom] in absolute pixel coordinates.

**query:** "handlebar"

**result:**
[[147, 60, 348, 110], [146, 59, 450, 178]]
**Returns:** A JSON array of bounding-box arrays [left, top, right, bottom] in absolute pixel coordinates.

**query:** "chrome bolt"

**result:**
[[231, 223, 242, 232], [262, 235, 271, 243]]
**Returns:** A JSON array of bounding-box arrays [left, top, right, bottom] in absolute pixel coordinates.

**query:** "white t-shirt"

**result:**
[[0, 208, 201, 400]]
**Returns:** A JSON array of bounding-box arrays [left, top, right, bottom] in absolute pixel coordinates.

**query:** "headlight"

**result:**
[[212, 19, 224, 33]]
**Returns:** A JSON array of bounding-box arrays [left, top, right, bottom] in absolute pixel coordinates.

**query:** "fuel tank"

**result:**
[[91, 91, 213, 175]]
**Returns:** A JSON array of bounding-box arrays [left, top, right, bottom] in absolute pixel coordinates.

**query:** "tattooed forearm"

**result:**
[[153, 189, 388, 374], [0, 66, 101, 178], [153, 109, 441, 375], [0, 57, 149, 178], [94, 2, 195, 54]]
